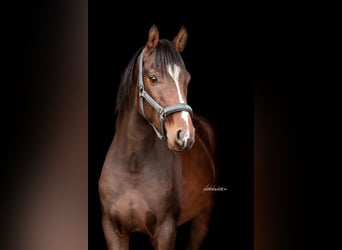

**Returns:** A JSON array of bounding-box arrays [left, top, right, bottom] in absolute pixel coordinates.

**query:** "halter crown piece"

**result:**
[[138, 48, 193, 140]]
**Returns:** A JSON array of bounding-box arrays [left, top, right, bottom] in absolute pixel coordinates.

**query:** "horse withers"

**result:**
[[98, 25, 218, 250]]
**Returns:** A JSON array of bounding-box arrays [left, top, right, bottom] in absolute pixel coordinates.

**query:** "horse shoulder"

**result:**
[[192, 113, 217, 155]]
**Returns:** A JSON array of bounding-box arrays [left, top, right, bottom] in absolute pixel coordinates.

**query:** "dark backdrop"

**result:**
[[89, 3, 254, 249]]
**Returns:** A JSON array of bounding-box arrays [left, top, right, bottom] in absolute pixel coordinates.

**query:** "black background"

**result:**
[[89, 2, 254, 250]]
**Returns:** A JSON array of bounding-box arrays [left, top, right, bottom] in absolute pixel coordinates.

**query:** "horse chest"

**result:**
[[117, 162, 176, 197], [105, 151, 178, 200], [104, 165, 179, 236]]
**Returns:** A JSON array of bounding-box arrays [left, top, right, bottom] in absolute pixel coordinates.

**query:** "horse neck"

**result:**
[[115, 105, 158, 151], [113, 107, 174, 174], [113, 102, 180, 175]]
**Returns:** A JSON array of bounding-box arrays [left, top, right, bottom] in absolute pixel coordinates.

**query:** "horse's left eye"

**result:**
[[149, 75, 158, 83]]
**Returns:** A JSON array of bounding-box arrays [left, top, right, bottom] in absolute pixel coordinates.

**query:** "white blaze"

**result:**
[[167, 64, 190, 141]]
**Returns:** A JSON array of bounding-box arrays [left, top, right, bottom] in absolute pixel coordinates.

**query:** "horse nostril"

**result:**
[[176, 129, 183, 141], [176, 129, 185, 147], [173, 128, 195, 150]]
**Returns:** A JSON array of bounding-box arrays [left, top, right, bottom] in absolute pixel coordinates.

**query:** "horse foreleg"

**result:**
[[150, 217, 177, 250], [102, 215, 129, 250], [186, 203, 214, 250]]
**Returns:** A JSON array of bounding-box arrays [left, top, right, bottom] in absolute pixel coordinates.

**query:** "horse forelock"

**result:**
[[154, 39, 186, 77]]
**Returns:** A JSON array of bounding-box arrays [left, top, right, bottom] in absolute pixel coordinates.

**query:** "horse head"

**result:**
[[136, 25, 195, 151]]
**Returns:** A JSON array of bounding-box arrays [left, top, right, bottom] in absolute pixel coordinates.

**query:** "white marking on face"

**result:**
[[167, 64, 191, 141]]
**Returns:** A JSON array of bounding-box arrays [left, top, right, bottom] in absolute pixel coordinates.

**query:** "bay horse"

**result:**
[[98, 25, 218, 250]]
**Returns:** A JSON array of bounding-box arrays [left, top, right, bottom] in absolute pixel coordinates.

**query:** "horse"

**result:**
[[98, 25, 218, 250]]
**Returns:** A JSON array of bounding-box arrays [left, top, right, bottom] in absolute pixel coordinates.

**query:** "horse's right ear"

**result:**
[[145, 25, 159, 55]]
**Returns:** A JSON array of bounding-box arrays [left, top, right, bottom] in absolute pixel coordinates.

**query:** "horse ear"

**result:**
[[145, 25, 159, 54], [172, 25, 188, 52]]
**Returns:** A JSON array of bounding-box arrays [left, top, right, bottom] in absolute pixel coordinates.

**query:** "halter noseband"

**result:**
[[138, 48, 193, 140]]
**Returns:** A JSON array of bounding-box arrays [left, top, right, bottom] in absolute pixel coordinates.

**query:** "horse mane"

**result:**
[[115, 39, 186, 115], [115, 47, 143, 115]]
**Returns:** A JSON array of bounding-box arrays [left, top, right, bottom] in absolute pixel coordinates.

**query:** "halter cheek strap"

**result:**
[[138, 49, 193, 140]]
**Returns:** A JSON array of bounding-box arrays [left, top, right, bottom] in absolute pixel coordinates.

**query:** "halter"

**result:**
[[138, 48, 193, 140]]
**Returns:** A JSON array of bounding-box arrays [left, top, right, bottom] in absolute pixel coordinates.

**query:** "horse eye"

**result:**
[[148, 75, 158, 83]]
